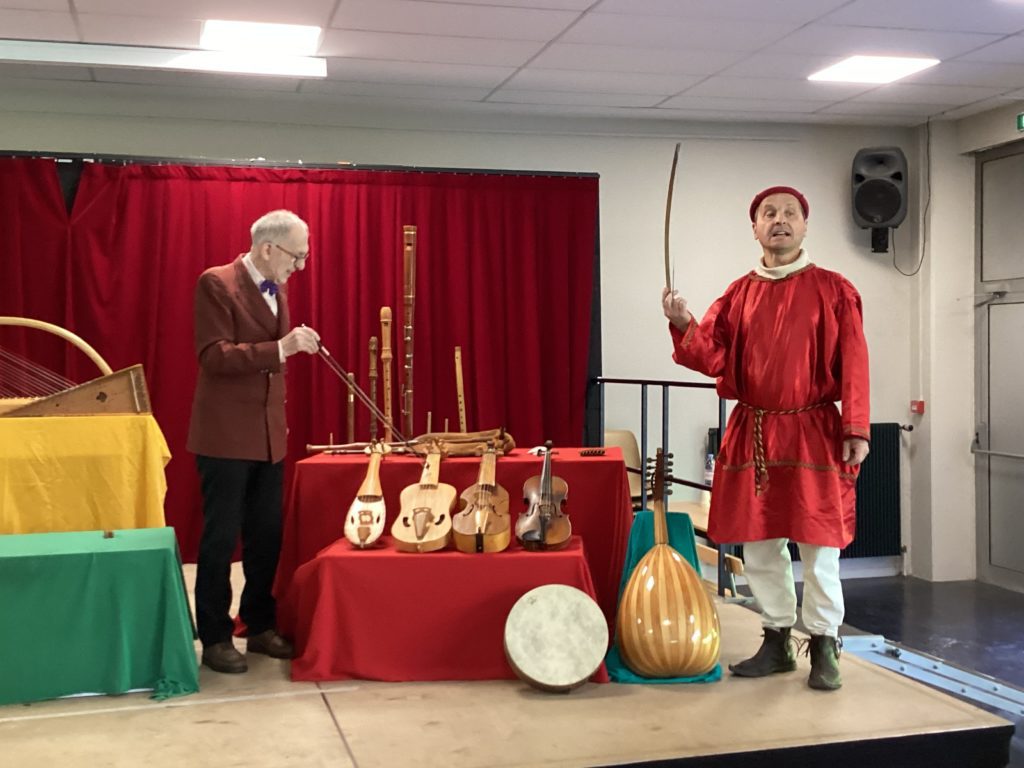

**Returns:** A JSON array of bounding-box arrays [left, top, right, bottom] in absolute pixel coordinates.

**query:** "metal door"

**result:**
[[975, 144, 1024, 593]]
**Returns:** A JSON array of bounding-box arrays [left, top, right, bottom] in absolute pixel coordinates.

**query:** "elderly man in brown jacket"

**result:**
[[187, 209, 320, 674]]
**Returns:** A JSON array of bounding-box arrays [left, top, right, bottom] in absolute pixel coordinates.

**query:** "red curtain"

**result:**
[[1, 159, 599, 561]]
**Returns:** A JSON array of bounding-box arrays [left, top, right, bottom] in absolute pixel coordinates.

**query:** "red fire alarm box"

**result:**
[[910, 400, 926, 415]]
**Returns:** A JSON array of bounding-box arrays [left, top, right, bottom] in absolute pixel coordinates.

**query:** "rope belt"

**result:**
[[738, 401, 830, 495]]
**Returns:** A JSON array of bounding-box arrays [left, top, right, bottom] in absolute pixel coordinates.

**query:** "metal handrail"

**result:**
[[594, 375, 733, 595]]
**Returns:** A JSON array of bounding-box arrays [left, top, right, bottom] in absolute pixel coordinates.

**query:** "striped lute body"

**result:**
[[616, 448, 721, 677]]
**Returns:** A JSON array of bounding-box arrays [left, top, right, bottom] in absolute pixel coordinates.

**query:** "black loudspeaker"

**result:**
[[851, 147, 908, 229]]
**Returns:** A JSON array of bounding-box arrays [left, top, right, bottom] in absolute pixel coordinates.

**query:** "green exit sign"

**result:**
[[1018, 112, 1024, 131]]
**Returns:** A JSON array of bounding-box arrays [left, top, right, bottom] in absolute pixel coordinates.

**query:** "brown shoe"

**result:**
[[247, 629, 294, 659], [202, 641, 247, 674]]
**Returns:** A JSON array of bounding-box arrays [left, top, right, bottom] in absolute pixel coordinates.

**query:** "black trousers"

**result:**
[[194, 455, 284, 647]]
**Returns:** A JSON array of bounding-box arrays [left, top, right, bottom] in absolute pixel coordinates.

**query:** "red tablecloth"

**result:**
[[274, 447, 633, 624], [278, 535, 609, 683]]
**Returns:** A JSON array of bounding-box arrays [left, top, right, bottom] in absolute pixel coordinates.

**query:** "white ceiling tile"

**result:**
[[822, 0, 1024, 35], [506, 68, 702, 95], [685, 76, 876, 101], [320, 29, 543, 66], [903, 60, 1024, 89], [769, 24, 1002, 60], [443, 0, 594, 8], [326, 58, 513, 87], [596, 0, 850, 24], [658, 94, 833, 113], [561, 13, 802, 50], [330, 0, 578, 41], [78, 14, 203, 48], [0, 0, 66, 9], [820, 100, 953, 117], [531, 42, 745, 75], [0, 62, 92, 80], [93, 67, 302, 91], [850, 82, 1005, 105], [301, 80, 490, 101], [488, 88, 662, 107], [717, 52, 844, 79], [0, 10, 79, 41], [938, 97, 1023, 121], [74, 0, 336, 26], [958, 34, 1024, 64]]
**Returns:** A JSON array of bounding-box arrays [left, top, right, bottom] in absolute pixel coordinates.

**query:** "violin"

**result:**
[[516, 441, 571, 551], [452, 442, 510, 554], [343, 441, 389, 548], [392, 442, 455, 553]]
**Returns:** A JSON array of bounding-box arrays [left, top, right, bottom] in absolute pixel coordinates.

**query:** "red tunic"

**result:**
[[670, 263, 870, 547]]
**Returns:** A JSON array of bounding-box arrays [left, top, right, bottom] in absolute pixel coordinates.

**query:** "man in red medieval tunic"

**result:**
[[661, 186, 870, 691]]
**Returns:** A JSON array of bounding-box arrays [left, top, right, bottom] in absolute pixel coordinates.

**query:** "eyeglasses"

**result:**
[[273, 242, 310, 266]]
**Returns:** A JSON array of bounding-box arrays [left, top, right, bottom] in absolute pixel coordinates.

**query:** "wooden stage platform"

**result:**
[[0, 589, 1012, 768]]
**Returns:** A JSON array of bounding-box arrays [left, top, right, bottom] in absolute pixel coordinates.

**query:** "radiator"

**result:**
[[843, 422, 903, 559]]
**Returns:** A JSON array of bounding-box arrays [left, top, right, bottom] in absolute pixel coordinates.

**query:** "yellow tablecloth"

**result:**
[[0, 414, 170, 534]]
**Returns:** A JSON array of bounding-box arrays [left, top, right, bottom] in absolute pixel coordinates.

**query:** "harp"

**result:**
[[0, 317, 151, 417]]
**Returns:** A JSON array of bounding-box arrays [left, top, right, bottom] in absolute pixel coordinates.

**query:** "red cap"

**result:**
[[749, 186, 809, 222]]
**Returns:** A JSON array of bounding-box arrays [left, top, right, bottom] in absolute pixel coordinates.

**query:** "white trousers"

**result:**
[[742, 538, 844, 637]]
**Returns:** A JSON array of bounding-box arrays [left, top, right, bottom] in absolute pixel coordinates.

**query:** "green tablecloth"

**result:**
[[0, 528, 199, 705], [605, 510, 723, 684]]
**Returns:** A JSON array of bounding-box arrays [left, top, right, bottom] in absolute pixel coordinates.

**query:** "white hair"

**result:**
[[250, 209, 308, 248]]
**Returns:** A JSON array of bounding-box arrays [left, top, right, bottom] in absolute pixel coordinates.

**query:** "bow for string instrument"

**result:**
[[392, 440, 455, 553], [616, 449, 721, 677], [343, 440, 390, 548], [516, 440, 571, 551], [664, 141, 680, 292], [452, 441, 510, 554]]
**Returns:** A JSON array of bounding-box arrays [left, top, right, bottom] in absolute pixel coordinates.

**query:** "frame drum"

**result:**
[[503, 584, 608, 692]]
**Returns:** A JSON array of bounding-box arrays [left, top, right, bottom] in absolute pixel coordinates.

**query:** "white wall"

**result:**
[[1, 80, 924, 569]]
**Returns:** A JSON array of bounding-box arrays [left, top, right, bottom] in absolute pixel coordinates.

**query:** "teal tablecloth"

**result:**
[[605, 510, 723, 684], [0, 527, 199, 705]]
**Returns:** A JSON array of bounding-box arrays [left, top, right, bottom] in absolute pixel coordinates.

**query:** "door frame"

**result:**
[[974, 141, 1024, 594]]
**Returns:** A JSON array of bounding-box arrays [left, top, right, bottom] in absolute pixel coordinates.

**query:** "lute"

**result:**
[[616, 448, 721, 677], [343, 441, 389, 549]]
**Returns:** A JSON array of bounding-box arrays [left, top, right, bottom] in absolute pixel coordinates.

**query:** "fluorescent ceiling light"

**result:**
[[0, 40, 326, 78], [201, 20, 321, 56], [808, 55, 940, 84]]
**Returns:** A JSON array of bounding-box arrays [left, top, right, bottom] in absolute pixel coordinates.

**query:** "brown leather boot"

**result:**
[[202, 641, 247, 674], [729, 627, 798, 677], [247, 629, 294, 659], [807, 635, 843, 690]]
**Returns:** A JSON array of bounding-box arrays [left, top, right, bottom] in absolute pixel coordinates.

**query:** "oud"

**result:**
[[392, 443, 455, 553], [452, 443, 510, 554], [616, 449, 721, 677], [516, 441, 571, 551], [343, 441, 389, 549]]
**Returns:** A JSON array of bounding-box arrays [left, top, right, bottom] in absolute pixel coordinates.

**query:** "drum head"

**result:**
[[503, 584, 609, 692]]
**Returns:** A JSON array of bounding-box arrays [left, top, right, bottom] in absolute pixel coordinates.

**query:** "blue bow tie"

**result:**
[[259, 279, 278, 297]]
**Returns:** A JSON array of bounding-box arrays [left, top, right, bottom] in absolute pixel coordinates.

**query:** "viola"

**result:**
[[343, 441, 389, 549], [392, 442, 455, 553], [452, 442, 510, 554], [516, 441, 571, 551]]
